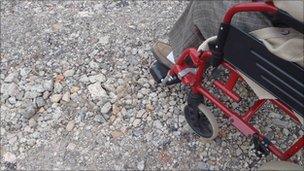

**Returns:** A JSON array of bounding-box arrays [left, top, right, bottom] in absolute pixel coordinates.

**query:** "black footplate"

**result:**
[[150, 61, 170, 83], [150, 61, 180, 85]]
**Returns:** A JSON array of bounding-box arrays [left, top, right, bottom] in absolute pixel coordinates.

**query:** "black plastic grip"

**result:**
[[208, 23, 231, 66]]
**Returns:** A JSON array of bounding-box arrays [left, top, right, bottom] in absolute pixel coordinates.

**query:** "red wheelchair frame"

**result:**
[[168, 2, 304, 161]]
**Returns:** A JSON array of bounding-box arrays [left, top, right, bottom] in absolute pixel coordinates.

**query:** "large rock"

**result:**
[[79, 75, 89, 83], [89, 74, 106, 83], [20, 67, 32, 77], [100, 102, 112, 114], [43, 80, 53, 91], [87, 82, 108, 99], [7, 97, 16, 104], [98, 36, 109, 45], [63, 69, 75, 77], [31, 84, 45, 93], [22, 102, 37, 119], [35, 96, 46, 107], [28, 118, 37, 128], [4, 73, 17, 82], [3, 152, 16, 163], [137, 160, 145, 170], [153, 120, 163, 129], [53, 82, 63, 93], [70, 86, 80, 94], [66, 120, 75, 131], [94, 114, 106, 124], [89, 60, 99, 69], [50, 93, 62, 103], [1, 82, 19, 99], [24, 91, 41, 99], [133, 119, 141, 127], [62, 92, 70, 102]]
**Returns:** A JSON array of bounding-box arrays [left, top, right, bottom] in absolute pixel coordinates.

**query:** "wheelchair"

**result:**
[[150, 2, 303, 169]]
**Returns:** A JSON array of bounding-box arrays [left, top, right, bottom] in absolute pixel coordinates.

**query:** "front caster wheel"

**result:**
[[184, 104, 219, 140]]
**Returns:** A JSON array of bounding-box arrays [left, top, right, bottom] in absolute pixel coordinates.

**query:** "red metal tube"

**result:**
[[195, 85, 304, 160], [223, 2, 277, 24], [281, 136, 304, 160], [270, 99, 301, 125], [195, 85, 257, 136], [242, 99, 266, 122], [214, 69, 241, 102], [267, 136, 304, 160]]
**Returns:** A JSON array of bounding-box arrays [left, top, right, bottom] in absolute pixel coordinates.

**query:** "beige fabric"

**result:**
[[238, 72, 276, 99], [198, 28, 304, 99], [198, 36, 217, 52], [294, 112, 304, 125], [273, 0, 304, 22], [246, 1, 304, 98], [250, 27, 304, 67], [258, 160, 303, 170]]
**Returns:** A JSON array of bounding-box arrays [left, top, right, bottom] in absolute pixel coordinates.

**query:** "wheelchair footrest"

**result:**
[[150, 61, 170, 83], [150, 61, 180, 85]]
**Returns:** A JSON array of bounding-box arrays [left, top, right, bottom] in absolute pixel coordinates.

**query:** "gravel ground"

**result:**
[[1, 1, 303, 170]]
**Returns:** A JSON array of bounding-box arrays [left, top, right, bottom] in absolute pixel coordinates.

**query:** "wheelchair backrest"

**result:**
[[210, 4, 304, 116], [223, 25, 304, 117]]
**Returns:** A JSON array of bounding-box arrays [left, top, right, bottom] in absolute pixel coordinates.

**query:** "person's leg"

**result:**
[[152, 2, 201, 68], [168, 1, 273, 59], [153, 1, 273, 68], [168, 1, 206, 58]]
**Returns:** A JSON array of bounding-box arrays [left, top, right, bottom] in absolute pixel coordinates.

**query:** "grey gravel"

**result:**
[[1, 82, 19, 100], [1, 0, 302, 170], [4, 73, 17, 82], [62, 92, 71, 102], [35, 97, 46, 107], [50, 94, 62, 103], [88, 82, 108, 99], [100, 102, 112, 114], [89, 74, 106, 83], [94, 114, 106, 124], [63, 69, 75, 77], [53, 83, 63, 93], [43, 80, 54, 91], [22, 102, 37, 119]]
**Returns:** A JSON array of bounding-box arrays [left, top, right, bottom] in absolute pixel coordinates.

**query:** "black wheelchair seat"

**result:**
[[208, 8, 304, 117], [223, 25, 304, 116]]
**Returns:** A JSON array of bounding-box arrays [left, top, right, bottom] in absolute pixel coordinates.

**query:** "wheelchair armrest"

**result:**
[[223, 2, 304, 34]]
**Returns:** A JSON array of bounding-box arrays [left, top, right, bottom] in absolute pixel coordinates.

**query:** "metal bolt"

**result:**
[[220, 27, 223, 30], [215, 45, 219, 49]]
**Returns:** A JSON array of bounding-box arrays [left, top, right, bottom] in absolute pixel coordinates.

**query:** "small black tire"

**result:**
[[184, 103, 219, 140]]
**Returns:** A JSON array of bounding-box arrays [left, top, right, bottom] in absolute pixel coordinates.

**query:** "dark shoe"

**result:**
[[152, 41, 174, 68]]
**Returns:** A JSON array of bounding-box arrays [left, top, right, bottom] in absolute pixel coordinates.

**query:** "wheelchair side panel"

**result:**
[[223, 26, 304, 116]]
